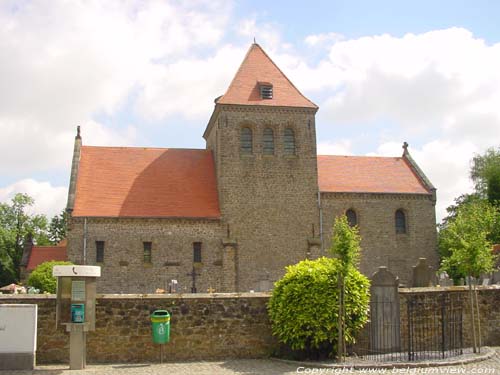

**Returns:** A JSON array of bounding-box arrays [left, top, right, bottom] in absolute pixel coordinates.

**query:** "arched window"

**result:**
[[240, 127, 253, 154], [284, 128, 295, 155], [395, 209, 407, 234], [263, 128, 274, 155], [346, 209, 357, 227]]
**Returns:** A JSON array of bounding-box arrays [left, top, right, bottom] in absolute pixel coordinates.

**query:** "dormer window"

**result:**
[[259, 83, 273, 99]]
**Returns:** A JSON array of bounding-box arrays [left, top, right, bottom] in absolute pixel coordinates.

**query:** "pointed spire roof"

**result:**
[[216, 43, 317, 109]]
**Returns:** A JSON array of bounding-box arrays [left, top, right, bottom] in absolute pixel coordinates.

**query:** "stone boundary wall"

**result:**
[[1, 287, 499, 364], [0, 293, 275, 363]]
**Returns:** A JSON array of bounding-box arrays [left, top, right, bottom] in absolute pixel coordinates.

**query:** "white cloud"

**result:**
[[0, 179, 67, 218], [296, 28, 500, 222], [317, 140, 353, 155], [0, 0, 232, 175], [305, 32, 344, 47]]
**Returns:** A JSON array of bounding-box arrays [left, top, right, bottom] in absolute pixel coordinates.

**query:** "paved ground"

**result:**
[[3, 348, 499, 374]]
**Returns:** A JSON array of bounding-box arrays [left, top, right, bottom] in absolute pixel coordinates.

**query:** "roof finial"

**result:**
[[76, 125, 81, 139], [253, 37, 256, 44], [402, 141, 409, 155]]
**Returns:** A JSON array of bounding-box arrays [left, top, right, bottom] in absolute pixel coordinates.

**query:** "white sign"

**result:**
[[52, 265, 101, 277], [71, 281, 86, 301], [0, 304, 37, 353]]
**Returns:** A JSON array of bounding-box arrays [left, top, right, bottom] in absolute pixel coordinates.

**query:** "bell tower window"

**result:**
[[284, 128, 296, 155], [263, 128, 274, 155], [240, 127, 253, 154]]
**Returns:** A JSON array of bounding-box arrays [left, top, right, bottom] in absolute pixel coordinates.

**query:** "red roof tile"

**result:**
[[317, 155, 430, 194], [27, 245, 67, 271], [217, 44, 317, 109], [73, 147, 220, 218]]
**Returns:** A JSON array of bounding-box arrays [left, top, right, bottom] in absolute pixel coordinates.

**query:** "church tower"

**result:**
[[203, 43, 321, 291]]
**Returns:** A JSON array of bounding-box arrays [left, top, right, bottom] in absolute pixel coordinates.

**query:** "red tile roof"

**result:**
[[73, 147, 220, 218], [27, 245, 67, 271], [317, 155, 431, 194], [217, 44, 317, 109]]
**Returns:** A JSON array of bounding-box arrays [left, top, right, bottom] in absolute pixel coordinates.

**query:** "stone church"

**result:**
[[66, 43, 438, 293]]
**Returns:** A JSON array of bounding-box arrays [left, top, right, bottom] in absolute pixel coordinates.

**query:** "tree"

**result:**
[[49, 210, 68, 244], [27, 260, 73, 293], [439, 200, 498, 353], [329, 215, 362, 361], [268, 257, 370, 359], [471, 147, 500, 205], [0, 193, 52, 282]]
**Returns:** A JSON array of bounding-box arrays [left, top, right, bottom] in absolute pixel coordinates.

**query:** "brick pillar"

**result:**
[[221, 239, 238, 292], [306, 237, 322, 260]]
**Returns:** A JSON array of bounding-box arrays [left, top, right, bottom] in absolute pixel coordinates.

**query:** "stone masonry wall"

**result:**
[[1, 287, 498, 364], [0, 293, 275, 364], [205, 105, 321, 292], [67, 218, 225, 294], [321, 192, 439, 285]]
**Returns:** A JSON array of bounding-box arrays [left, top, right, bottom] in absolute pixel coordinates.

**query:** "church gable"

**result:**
[[216, 43, 317, 109], [72, 146, 220, 218]]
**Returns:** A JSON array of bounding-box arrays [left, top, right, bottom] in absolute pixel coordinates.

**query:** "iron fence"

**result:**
[[354, 293, 464, 362]]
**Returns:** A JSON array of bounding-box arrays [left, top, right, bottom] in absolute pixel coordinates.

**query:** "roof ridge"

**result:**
[[82, 146, 210, 152]]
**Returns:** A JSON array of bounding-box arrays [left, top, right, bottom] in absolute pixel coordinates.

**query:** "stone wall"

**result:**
[[0, 293, 275, 364], [67, 218, 224, 294], [321, 192, 439, 285], [1, 287, 498, 364]]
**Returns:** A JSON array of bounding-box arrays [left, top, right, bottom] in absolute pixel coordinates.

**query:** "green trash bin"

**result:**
[[151, 310, 170, 344]]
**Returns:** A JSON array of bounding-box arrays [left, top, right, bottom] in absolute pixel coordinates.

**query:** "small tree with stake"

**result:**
[[440, 200, 498, 353], [330, 215, 362, 361]]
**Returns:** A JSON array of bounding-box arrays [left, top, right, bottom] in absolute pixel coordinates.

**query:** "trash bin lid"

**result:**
[[151, 310, 170, 317]]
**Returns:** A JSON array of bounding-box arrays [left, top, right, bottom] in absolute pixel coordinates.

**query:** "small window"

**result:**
[[193, 242, 202, 263], [263, 128, 274, 155], [96, 241, 104, 263], [284, 128, 295, 155], [395, 210, 407, 234], [260, 84, 273, 99], [346, 209, 357, 227], [240, 127, 253, 154], [143, 242, 152, 263]]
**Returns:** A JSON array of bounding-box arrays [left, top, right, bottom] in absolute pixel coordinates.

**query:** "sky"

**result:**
[[0, 0, 499, 222]]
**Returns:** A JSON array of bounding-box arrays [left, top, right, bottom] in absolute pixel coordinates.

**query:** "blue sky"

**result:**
[[0, 0, 499, 221]]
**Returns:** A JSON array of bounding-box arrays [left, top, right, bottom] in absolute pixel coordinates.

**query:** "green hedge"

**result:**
[[268, 257, 370, 357], [27, 260, 73, 293]]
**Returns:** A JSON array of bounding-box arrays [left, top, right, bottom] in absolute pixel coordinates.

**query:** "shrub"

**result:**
[[27, 260, 73, 293], [268, 257, 370, 358]]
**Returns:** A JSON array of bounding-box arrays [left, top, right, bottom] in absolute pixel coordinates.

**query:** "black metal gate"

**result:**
[[355, 292, 464, 362]]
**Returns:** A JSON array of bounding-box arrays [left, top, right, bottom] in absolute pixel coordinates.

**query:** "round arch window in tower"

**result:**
[[263, 128, 274, 155], [284, 128, 295, 155], [240, 127, 253, 154]]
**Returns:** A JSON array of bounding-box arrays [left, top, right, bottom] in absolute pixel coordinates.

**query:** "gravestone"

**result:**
[[437, 271, 453, 287], [370, 266, 400, 353], [412, 258, 434, 287]]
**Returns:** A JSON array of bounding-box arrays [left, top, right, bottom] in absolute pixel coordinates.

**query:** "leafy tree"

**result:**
[[439, 200, 498, 353], [49, 210, 67, 244], [471, 147, 500, 205], [0, 193, 52, 282], [268, 257, 370, 359], [329, 215, 362, 360], [27, 260, 73, 293], [440, 200, 498, 279]]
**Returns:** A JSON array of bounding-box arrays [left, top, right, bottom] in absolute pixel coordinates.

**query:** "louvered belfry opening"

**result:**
[[259, 83, 273, 99]]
